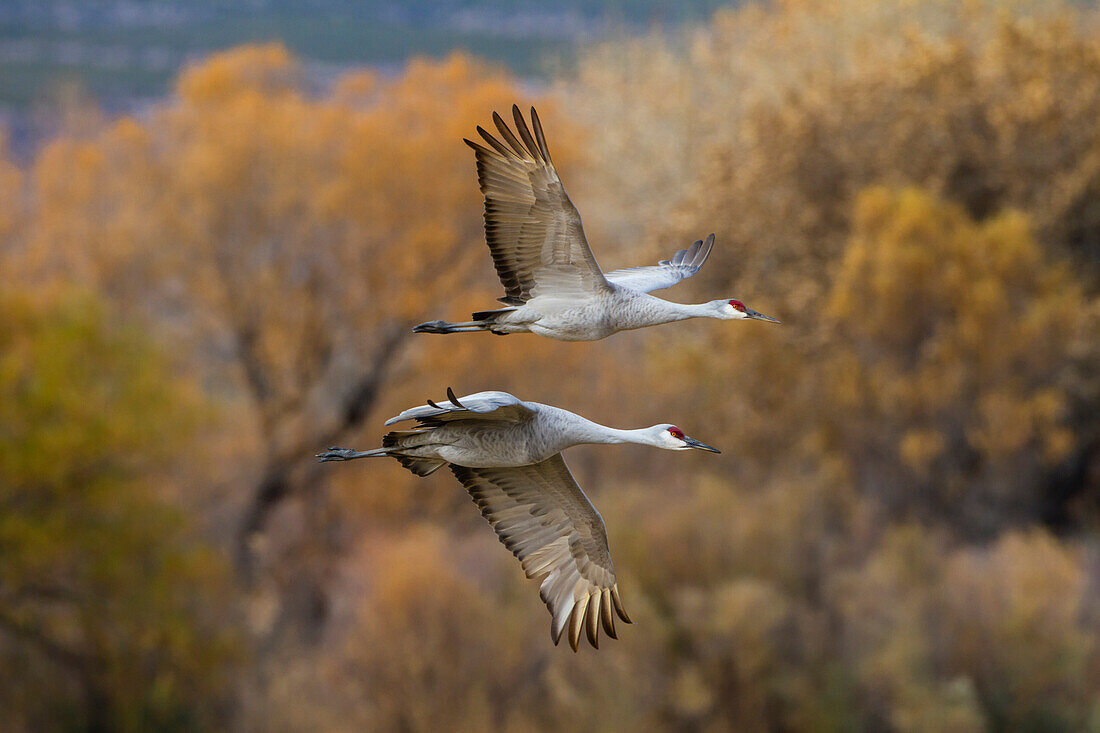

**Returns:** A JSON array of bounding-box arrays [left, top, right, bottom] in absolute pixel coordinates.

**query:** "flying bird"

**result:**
[[413, 105, 779, 341], [316, 388, 720, 650]]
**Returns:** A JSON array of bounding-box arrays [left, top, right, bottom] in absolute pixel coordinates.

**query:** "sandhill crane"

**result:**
[[316, 388, 720, 650], [413, 105, 779, 341]]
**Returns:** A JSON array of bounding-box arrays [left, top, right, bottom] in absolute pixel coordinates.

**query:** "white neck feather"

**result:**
[[650, 299, 715, 325], [571, 420, 660, 447]]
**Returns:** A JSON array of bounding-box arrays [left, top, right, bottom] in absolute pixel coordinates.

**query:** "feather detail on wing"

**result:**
[[605, 233, 715, 293], [464, 105, 611, 305], [385, 390, 536, 426], [450, 454, 632, 651]]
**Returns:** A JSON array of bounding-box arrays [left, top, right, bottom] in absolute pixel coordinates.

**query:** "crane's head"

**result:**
[[711, 299, 780, 323], [649, 425, 721, 453]]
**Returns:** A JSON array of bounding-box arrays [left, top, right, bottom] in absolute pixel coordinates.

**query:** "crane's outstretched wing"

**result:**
[[450, 454, 632, 651], [605, 233, 715, 293], [464, 105, 611, 305], [385, 390, 536, 426]]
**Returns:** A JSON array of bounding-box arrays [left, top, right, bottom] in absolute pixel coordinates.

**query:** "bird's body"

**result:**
[[383, 403, 609, 466], [317, 389, 719, 650], [381, 395, 698, 465], [444, 288, 729, 342], [413, 105, 778, 341]]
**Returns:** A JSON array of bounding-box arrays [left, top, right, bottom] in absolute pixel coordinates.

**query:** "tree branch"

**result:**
[[0, 607, 87, 670], [235, 323, 410, 574]]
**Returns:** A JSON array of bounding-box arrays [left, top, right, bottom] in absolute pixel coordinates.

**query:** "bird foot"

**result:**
[[316, 446, 367, 462], [412, 321, 450, 334]]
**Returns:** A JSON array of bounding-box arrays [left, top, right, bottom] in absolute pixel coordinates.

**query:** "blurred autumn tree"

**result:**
[[823, 188, 1085, 532], [556, 1, 1100, 730], [566, 0, 1096, 259], [0, 290, 238, 732], [609, 190, 1099, 730], [572, 0, 1100, 532], [11, 45, 566, 637], [660, 187, 1092, 534]]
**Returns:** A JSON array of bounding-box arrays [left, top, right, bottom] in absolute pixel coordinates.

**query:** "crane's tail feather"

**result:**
[[382, 429, 448, 476], [471, 306, 517, 321]]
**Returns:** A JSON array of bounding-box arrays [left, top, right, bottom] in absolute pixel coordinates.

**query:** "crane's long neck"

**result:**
[[640, 299, 715, 326], [566, 417, 657, 448]]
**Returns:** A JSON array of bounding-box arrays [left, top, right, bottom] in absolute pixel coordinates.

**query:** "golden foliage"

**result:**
[[654, 187, 1092, 535], [13, 46, 559, 443], [266, 526, 518, 732], [570, 1, 1100, 296], [833, 527, 1096, 731], [6, 47, 583, 639], [548, 4, 1100, 728], [821, 188, 1085, 525], [941, 530, 1093, 727], [0, 289, 238, 731]]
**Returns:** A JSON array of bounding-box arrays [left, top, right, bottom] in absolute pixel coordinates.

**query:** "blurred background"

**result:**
[[2, 0, 1099, 730]]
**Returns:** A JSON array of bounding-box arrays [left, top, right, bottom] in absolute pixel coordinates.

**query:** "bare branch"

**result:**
[[236, 323, 411, 573], [0, 607, 87, 670]]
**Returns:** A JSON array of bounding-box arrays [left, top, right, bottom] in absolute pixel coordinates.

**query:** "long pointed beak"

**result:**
[[684, 436, 721, 454], [746, 308, 780, 324]]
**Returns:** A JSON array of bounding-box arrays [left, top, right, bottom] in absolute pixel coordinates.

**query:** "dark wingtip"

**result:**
[[611, 586, 633, 624], [446, 387, 466, 409], [529, 105, 553, 163]]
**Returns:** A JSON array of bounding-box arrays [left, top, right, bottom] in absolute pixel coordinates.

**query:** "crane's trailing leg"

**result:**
[[412, 319, 492, 334], [413, 307, 521, 335], [317, 437, 445, 476], [315, 446, 388, 462]]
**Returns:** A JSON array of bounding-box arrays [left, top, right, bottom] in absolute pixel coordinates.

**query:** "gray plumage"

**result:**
[[317, 389, 720, 650], [413, 105, 779, 341], [603, 234, 714, 293]]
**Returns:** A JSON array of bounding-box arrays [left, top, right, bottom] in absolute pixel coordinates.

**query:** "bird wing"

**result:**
[[384, 390, 536, 426], [605, 233, 715, 293], [464, 105, 611, 305], [450, 454, 632, 651]]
